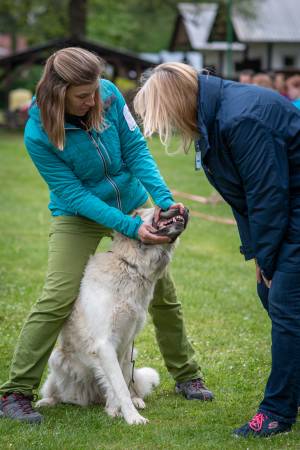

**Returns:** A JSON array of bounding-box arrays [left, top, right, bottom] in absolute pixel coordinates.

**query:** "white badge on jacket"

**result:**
[[123, 104, 137, 131]]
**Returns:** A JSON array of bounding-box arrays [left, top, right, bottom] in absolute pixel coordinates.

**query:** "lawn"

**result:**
[[0, 130, 299, 449]]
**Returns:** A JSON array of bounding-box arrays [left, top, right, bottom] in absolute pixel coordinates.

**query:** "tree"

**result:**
[[0, 0, 68, 48], [69, 0, 88, 38], [0, 0, 261, 52], [0, 0, 34, 51], [88, 0, 260, 53]]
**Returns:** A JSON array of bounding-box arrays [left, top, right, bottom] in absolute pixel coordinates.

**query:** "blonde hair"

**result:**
[[36, 47, 104, 150], [134, 62, 199, 153]]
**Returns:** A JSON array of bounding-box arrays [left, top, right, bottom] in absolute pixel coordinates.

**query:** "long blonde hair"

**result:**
[[36, 47, 104, 150], [134, 62, 199, 153]]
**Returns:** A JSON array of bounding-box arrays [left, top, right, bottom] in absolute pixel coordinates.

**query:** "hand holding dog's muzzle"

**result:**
[[137, 223, 172, 245], [152, 206, 189, 242]]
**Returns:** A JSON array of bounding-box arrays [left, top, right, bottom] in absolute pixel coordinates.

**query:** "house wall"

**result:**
[[271, 43, 300, 70], [170, 19, 191, 51], [203, 50, 243, 78], [201, 44, 300, 78], [203, 51, 220, 71], [247, 43, 268, 70], [248, 43, 300, 71]]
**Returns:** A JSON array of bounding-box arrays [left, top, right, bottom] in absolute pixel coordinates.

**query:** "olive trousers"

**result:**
[[0, 215, 200, 396]]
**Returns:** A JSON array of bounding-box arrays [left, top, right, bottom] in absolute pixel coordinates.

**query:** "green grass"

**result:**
[[0, 130, 299, 449]]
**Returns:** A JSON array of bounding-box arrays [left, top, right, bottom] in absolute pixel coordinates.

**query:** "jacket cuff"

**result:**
[[257, 256, 274, 280], [260, 267, 273, 281], [239, 245, 255, 261], [128, 216, 143, 240], [157, 198, 175, 211], [132, 216, 143, 240]]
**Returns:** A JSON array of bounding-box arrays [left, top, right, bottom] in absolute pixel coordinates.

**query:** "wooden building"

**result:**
[[170, 0, 300, 77]]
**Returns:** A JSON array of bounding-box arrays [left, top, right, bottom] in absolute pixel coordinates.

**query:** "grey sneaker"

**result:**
[[175, 378, 214, 401], [0, 393, 43, 424]]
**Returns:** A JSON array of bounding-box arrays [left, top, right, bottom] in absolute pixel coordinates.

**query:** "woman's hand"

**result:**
[[255, 259, 272, 288], [262, 273, 272, 288], [137, 223, 171, 244], [169, 202, 185, 214], [255, 259, 262, 284], [153, 202, 186, 224]]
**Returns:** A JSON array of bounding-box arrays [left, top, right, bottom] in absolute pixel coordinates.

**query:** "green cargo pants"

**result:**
[[0, 215, 200, 396]]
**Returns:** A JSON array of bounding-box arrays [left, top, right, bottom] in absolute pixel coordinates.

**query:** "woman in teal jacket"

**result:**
[[0, 48, 213, 424]]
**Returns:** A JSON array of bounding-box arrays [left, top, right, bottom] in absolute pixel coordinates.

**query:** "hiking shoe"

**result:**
[[175, 378, 214, 400], [233, 412, 291, 438], [0, 393, 43, 424]]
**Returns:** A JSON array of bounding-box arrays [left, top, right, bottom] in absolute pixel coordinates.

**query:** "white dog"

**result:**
[[37, 207, 187, 425]]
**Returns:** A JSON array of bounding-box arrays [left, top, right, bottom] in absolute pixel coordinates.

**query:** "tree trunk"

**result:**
[[69, 0, 87, 38]]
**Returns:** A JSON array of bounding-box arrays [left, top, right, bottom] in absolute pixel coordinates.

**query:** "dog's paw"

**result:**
[[105, 405, 122, 418], [124, 411, 149, 425], [132, 397, 146, 409], [36, 397, 57, 408]]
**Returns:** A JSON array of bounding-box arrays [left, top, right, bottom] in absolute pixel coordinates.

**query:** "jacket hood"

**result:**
[[196, 75, 223, 160]]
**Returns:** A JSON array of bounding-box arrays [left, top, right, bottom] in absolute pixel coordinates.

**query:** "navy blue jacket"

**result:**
[[196, 75, 300, 279]]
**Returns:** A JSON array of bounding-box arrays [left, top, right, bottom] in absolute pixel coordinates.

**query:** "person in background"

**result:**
[[0, 49, 213, 425], [238, 69, 254, 84], [274, 72, 289, 98], [286, 75, 300, 109], [134, 62, 300, 438], [252, 73, 273, 89]]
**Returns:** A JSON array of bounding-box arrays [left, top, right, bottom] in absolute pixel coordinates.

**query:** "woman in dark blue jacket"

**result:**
[[134, 62, 300, 438]]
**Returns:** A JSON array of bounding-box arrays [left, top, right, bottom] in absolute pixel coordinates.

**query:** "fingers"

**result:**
[[255, 260, 271, 287], [256, 268, 262, 283], [154, 206, 161, 224], [169, 202, 185, 214], [255, 259, 262, 284], [262, 273, 272, 288], [137, 224, 171, 244], [256, 266, 262, 284]]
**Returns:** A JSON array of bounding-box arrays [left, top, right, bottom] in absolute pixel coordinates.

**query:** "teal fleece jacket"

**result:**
[[24, 79, 174, 238]]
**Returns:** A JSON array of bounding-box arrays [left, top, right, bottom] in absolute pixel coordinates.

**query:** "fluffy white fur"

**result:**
[[37, 208, 175, 425]]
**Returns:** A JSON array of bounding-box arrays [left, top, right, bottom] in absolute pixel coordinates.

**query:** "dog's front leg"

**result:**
[[120, 347, 146, 410], [105, 389, 121, 418], [94, 340, 148, 425]]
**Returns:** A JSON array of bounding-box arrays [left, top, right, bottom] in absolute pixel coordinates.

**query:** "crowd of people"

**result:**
[[239, 69, 300, 109]]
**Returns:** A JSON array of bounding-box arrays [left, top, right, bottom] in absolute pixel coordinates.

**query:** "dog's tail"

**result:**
[[131, 367, 160, 399]]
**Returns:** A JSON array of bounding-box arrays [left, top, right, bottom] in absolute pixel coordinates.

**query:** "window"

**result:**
[[283, 56, 295, 67]]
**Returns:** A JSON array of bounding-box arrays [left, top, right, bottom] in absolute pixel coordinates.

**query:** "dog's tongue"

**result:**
[[152, 207, 189, 241]]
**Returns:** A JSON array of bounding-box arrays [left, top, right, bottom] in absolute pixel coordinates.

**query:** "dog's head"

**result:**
[[152, 207, 189, 242], [112, 207, 187, 280], [135, 207, 189, 242]]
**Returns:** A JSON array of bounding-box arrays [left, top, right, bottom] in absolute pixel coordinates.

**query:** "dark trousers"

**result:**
[[257, 271, 300, 424]]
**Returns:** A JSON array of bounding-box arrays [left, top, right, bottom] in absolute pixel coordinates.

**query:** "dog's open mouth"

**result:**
[[155, 213, 185, 230], [152, 207, 189, 241]]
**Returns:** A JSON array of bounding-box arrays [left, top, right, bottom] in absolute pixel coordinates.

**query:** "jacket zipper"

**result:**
[[97, 134, 112, 164], [87, 131, 123, 211]]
